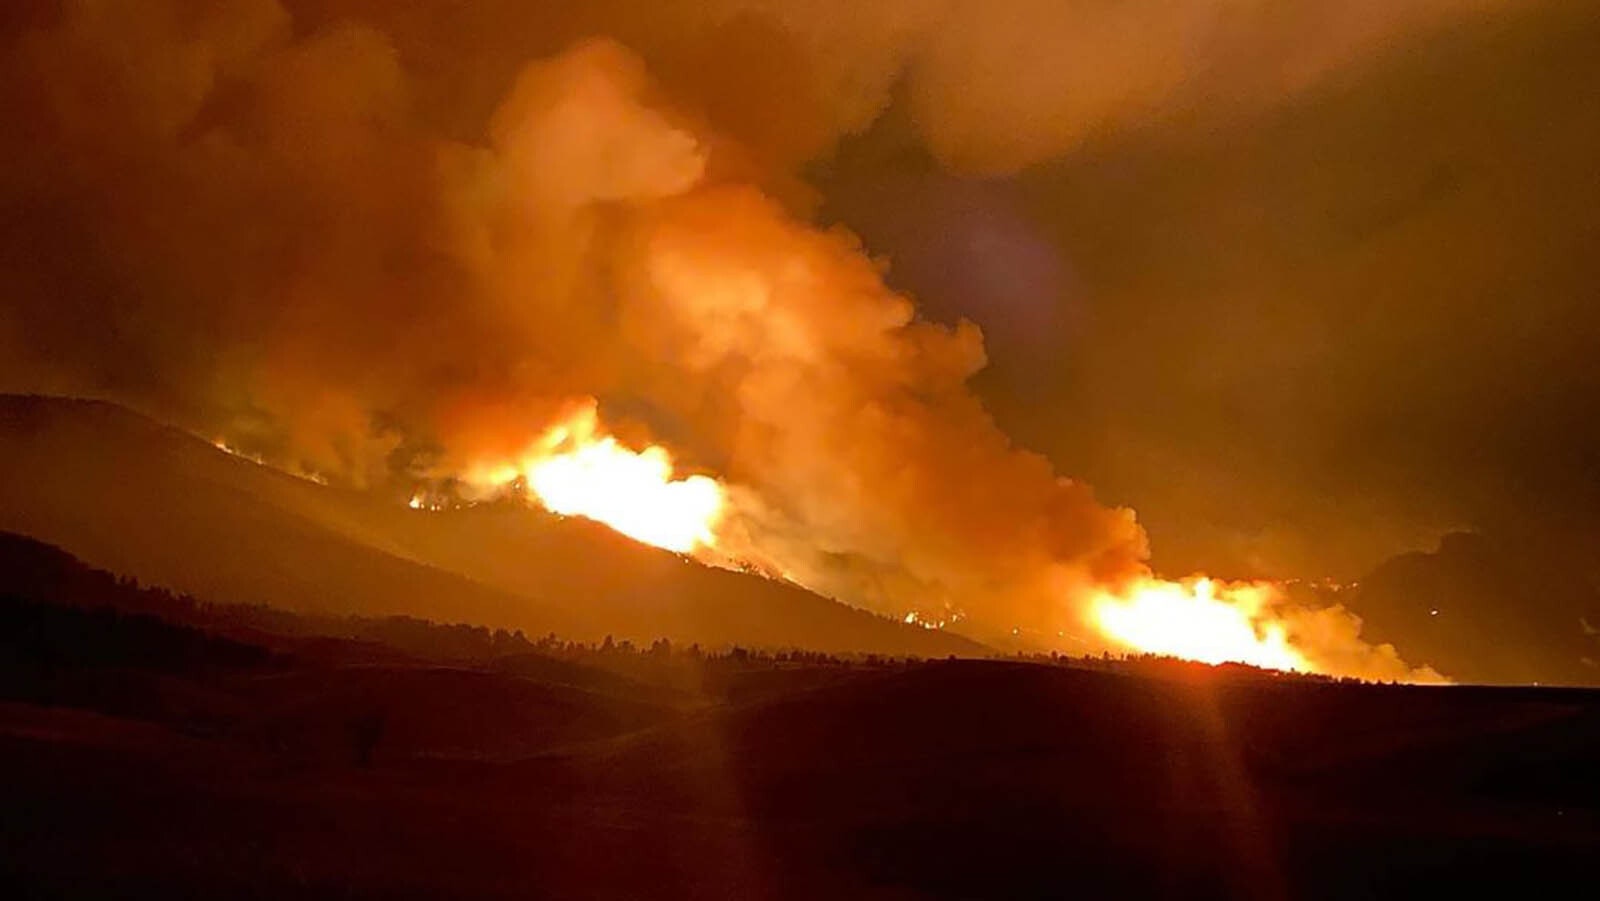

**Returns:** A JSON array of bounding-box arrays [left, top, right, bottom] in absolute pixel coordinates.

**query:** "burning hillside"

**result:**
[[457, 402, 725, 553], [0, 2, 1450, 680]]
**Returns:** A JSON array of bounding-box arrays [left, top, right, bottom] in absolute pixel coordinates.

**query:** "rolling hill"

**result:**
[[4, 601, 1596, 899], [1, 515, 1594, 898], [0, 394, 979, 657]]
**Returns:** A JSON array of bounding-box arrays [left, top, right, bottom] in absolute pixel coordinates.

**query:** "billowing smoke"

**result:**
[[0, 1, 1489, 674]]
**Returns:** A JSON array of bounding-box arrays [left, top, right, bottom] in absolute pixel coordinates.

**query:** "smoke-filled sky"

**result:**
[[815, 1, 1600, 584], [2, 1, 1596, 676]]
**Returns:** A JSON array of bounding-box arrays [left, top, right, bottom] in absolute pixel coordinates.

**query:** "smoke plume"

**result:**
[[0, 0, 1489, 674]]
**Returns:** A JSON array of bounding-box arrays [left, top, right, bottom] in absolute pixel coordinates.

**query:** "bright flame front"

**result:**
[[1090, 576, 1311, 672], [469, 405, 725, 554]]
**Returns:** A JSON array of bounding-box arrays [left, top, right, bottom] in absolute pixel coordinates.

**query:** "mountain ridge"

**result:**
[[0, 394, 982, 657]]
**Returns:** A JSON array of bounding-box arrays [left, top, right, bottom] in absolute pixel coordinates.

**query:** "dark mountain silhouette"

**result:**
[[6, 639, 1598, 898], [2, 529, 1596, 898], [1346, 531, 1600, 685], [0, 394, 980, 657]]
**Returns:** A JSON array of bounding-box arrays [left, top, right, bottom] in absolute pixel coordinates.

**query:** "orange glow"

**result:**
[[902, 610, 960, 631], [468, 405, 725, 553], [210, 437, 264, 465], [1089, 576, 1311, 672]]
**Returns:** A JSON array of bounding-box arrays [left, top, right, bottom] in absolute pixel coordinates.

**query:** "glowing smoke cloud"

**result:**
[[0, 0, 1492, 680]]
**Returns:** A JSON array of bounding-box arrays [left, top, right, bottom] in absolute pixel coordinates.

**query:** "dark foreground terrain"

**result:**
[[2, 537, 1597, 899]]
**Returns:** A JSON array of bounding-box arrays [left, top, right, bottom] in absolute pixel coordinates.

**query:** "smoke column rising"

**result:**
[[0, 0, 1486, 676]]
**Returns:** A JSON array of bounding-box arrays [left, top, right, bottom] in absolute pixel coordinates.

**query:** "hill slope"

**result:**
[[1, 530, 1594, 898], [1346, 532, 1600, 685], [5, 649, 1597, 899], [0, 395, 979, 656]]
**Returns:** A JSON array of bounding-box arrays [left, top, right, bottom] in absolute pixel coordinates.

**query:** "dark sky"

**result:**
[[818, 3, 1600, 586]]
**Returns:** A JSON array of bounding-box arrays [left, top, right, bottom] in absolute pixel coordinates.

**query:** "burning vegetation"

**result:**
[[0, 1, 1449, 681], [462, 403, 724, 553]]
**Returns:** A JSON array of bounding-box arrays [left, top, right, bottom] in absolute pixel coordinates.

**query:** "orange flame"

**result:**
[[1089, 576, 1312, 672], [466, 405, 725, 553], [448, 410, 1412, 679]]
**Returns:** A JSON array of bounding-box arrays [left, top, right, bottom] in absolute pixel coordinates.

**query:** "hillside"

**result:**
[[0, 394, 980, 657], [2, 582, 1595, 898], [1345, 532, 1600, 686]]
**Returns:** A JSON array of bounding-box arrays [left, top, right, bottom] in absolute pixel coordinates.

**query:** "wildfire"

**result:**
[[1089, 576, 1311, 673], [211, 437, 264, 465], [467, 405, 726, 553], [408, 493, 448, 512], [902, 610, 962, 631], [211, 436, 327, 484]]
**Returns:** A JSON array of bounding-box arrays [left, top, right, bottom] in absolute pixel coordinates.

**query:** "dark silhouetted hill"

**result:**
[[0, 394, 980, 657], [4, 651, 1597, 899], [0, 534, 1594, 898], [1346, 531, 1600, 685], [0, 530, 686, 762]]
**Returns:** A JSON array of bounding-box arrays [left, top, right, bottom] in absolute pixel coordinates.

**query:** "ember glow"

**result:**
[[1090, 577, 1312, 672], [903, 610, 962, 631], [468, 406, 726, 553], [211, 438, 264, 466]]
